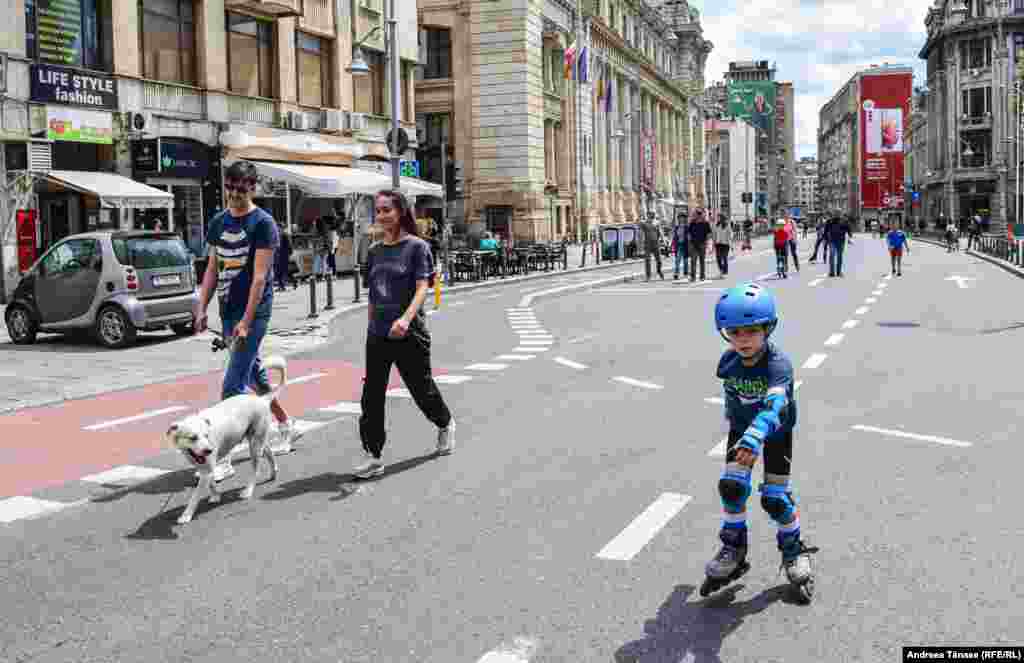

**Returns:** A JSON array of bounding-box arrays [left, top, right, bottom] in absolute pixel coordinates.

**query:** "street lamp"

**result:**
[[347, 6, 400, 190]]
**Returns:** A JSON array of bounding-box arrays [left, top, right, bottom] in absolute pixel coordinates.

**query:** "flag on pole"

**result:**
[[564, 40, 577, 80], [577, 45, 589, 83]]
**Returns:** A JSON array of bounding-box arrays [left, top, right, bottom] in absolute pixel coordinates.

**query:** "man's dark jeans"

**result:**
[[829, 241, 845, 275]]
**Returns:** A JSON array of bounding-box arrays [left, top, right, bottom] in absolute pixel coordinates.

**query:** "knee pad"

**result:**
[[718, 466, 752, 512], [760, 482, 797, 524]]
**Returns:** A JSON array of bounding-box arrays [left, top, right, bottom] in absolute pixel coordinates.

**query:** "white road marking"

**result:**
[[851, 425, 973, 448], [509, 322, 542, 327], [427, 310, 438, 316], [83, 405, 188, 431], [809, 278, 824, 286], [704, 397, 725, 405], [506, 308, 533, 312], [612, 376, 664, 390], [519, 272, 643, 307], [450, 301, 467, 308], [519, 339, 554, 345], [292, 419, 327, 436], [476, 637, 540, 663], [596, 493, 693, 561], [855, 306, 870, 315], [945, 275, 973, 289], [466, 363, 509, 371], [877, 282, 888, 289], [496, 354, 535, 361], [885, 273, 894, 280], [321, 401, 362, 414], [802, 353, 828, 369], [824, 333, 845, 346], [513, 346, 550, 353], [434, 375, 473, 385], [80, 465, 169, 485], [0, 496, 77, 524], [567, 333, 598, 344], [386, 388, 413, 398], [553, 357, 587, 370], [866, 297, 877, 304], [872, 290, 883, 296], [756, 273, 778, 281], [842, 319, 860, 329], [287, 372, 328, 385], [483, 293, 503, 300]]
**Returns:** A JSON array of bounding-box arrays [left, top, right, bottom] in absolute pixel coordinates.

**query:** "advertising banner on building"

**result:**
[[728, 81, 775, 132], [860, 72, 911, 210], [46, 106, 113, 144]]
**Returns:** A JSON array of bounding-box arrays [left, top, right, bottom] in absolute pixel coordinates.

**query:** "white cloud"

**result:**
[[693, 0, 933, 158]]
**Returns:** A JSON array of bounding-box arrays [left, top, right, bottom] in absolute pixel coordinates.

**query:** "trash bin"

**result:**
[[601, 226, 621, 261]]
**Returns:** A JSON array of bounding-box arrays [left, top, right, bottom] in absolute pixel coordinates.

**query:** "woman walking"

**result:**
[[713, 214, 733, 278], [353, 190, 455, 479]]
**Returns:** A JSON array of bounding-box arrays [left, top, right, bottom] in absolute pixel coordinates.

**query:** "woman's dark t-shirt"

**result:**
[[367, 235, 434, 338]]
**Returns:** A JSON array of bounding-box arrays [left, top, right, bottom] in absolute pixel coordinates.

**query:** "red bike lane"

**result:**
[[0, 359, 417, 499]]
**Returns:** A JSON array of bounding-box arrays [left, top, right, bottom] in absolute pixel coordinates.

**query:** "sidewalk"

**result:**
[[0, 247, 641, 413]]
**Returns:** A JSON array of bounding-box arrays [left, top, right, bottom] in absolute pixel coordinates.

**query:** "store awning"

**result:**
[[250, 162, 443, 199], [44, 171, 174, 209]]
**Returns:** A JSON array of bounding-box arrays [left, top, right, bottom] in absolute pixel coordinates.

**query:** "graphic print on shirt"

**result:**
[[216, 225, 250, 298], [724, 376, 769, 405]]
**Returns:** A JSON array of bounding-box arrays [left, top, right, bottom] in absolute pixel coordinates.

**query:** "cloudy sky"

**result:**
[[691, 0, 934, 159]]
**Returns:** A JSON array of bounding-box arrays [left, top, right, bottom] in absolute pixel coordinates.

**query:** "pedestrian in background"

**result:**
[[713, 214, 733, 279], [773, 219, 790, 279], [967, 216, 981, 250], [688, 209, 712, 282], [354, 190, 455, 480], [275, 228, 294, 291], [809, 219, 828, 264], [672, 216, 689, 280], [784, 217, 800, 273], [827, 216, 853, 277], [641, 216, 665, 281], [886, 224, 909, 277], [742, 218, 753, 250]]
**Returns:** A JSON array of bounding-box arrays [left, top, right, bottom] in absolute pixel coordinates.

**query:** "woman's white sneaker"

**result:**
[[436, 419, 456, 455], [353, 451, 385, 479]]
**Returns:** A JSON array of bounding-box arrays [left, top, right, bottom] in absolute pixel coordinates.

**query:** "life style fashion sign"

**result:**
[[31, 63, 118, 110]]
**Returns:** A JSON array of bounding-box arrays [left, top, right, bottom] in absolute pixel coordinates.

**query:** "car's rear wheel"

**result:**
[[95, 305, 137, 349], [5, 306, 38, 345], [170, 320, 194, 336]]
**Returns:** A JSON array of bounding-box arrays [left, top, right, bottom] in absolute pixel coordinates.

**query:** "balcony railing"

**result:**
[[228, 95, 276, 125], [143, 80, 205, 117]]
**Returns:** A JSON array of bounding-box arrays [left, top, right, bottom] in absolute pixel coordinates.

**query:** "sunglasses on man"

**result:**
[[224, 179, 257, 193]]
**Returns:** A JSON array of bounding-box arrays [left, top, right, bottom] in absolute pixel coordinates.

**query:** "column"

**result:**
[[620, 76, 633, 208], [277, 18, 298, 105], [112, 0, 141, 77], [545, 121, 553, 182]]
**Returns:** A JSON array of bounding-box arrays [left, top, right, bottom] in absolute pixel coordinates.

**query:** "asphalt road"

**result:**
[[2, 235, 1022, 663]]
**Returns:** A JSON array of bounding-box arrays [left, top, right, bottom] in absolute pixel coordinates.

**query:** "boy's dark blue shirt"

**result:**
[[716, 341, 797, 436]]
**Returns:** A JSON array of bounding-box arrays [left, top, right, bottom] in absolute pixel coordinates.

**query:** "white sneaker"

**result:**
[[352, 451, 385, 479], [436, 419, 456, 455], [270, 419, 298, 456]]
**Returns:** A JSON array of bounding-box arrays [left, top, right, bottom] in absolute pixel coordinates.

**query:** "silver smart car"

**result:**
[[5, 231, 198, 348]]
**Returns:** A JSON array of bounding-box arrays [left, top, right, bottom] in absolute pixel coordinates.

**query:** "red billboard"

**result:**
[[860, 71, 912, 210]]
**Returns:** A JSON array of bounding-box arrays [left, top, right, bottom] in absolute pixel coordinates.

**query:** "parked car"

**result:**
[[5, 231, 198, 349]]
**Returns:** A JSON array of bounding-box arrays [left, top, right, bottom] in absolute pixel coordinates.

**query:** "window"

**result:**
[[297, 32, 332, 107], [423, 27, 451, 79], [25, 0, 111, 69], [41, 239, 99, 276], [353, 49, 384, 115], [227, 13, 274, 98], [140, 0, 195, 84], [112, 236, 190, 268], [962, 87, 991, 117], [960, 38, 991, 69]]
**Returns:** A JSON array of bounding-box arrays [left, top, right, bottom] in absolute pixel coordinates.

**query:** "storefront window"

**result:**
[[353, 50, 384, 115], [297, 32, 332, 108], [227, 13, 275, 98], [25, 0, 111, 69], [140, 0, 196, 85]]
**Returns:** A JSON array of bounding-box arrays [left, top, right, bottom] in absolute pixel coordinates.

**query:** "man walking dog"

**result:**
[[194, 161, 299, 481]]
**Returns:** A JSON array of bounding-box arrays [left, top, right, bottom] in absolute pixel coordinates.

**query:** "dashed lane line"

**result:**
[[80, 465, 170, 486], [842, 319, 860, 329], [0, 496, 84, 524], [802, 353, 828, 369], [466, 363, 509, 371], [386, 389, 413, 399], [320, 401, 362, 414], [855, 306, 870, 315], [612, 376, 664, 390], [809, 278, 825, 286], [553, 357, 587, 370], [866, 297, 878, 304], [496, 354, 535, 361], [83, 405, 189, 431], [824, 333, 845, 347], [851, 425, 973, 448], [513, 346, 550, 353], [595, 492, 693, 561], [435, 375, 474, 384]]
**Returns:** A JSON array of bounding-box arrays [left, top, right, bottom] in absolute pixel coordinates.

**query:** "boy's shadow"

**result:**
[[615, 582, 796, 663]]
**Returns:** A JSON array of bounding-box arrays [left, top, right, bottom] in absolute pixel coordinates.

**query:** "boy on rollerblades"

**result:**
[[702, 283, 818, 603]]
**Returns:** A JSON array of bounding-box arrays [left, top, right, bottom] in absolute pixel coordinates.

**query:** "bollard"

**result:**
[[308, 276, 318, 318], [324, 271, 335, 310], [352, 263, 362, 303], [580, 242, 587, 268], [563, 246, 568, 270], [434, 269, 442, 309]]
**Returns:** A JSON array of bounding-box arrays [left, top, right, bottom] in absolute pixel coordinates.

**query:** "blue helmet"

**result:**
[[715, 282, 778, 339]]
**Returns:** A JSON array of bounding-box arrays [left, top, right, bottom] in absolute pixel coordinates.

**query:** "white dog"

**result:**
[[166, 356, 287, 524]]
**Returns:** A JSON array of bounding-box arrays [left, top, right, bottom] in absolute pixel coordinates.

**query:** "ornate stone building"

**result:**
[[414, 0, 711, 244]]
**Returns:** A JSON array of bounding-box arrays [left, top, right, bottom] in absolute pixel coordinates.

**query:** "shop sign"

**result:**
[[46, 105, 112, 144], [31, 63, 118, 110], [641, 130, 656, 191], [132, 139, 160, 172], [160, 139, 210, 178]]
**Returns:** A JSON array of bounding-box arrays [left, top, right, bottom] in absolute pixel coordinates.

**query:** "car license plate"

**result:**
[[153, 274, 182, 287]]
